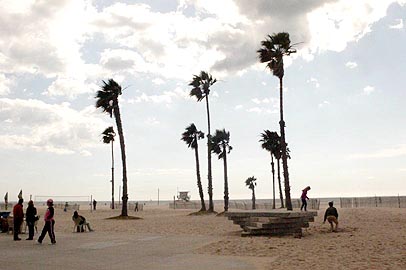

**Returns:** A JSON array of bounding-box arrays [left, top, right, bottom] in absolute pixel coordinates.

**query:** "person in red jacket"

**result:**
[[13, 198, 24, 241]]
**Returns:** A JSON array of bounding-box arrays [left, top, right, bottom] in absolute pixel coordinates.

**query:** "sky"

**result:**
[[1, 0, 405, 202]]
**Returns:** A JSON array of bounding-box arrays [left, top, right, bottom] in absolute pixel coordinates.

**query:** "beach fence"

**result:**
[[169, 201, 209, 209], [112, 203, 144, 211], [340, 196, 406, 208], [228, 199, 320, 211]]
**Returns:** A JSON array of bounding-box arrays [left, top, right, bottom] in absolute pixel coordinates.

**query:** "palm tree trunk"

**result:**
[[113, 101, 128, 216], [271, 154, 276, 209], [278, 76, 292, 210], [252, 189, 256, 210], [111, 140, 115, 210], [194, 143, 206, 211], [223, 144, 229, 212], [277, 158, 284, 208], [205, 96, 214, 212]]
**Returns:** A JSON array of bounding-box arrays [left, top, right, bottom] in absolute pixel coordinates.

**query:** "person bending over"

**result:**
[[72, 211, 93, 232], [323, 201, 339, 232]]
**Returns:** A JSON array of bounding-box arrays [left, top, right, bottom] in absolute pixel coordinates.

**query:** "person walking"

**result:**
[[37, 199, 56, 245], [25, 200, 37, 240], [300, 186, 311, 211], [13, 198, 24, 241]]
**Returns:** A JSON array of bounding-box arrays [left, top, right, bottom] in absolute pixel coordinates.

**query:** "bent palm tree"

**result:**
[[257, 32, 296, 210], [259, 130, 279, 209], [211, 129, 232, 212], [189, 71, 217, 212], [245, 176, 257, 210], [102, 126, 116, 209], [96, 79, 129, 216], [181, 124, 206, 212]]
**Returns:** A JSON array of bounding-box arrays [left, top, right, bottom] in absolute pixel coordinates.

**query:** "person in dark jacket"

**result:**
[[25, 200, 37, 240], [37, 198, 56, 244], [13, 199, 24, 241], [323, 201, 339, 232]]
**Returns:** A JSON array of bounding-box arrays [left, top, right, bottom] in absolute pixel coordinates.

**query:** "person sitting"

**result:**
[[323, 201, 339, 232], [72, 211, 93, 232]]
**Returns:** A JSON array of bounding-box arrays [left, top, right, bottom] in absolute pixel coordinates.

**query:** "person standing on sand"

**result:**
[[37, 199, 56, 245], [25, 200, 37, 240], [13, 198, 24, 241], [323, 201, 339, 232], [300, 186, 311, 211], [93, 199, 97, 210]]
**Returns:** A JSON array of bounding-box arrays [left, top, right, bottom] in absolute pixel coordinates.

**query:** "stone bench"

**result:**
[[225, 210, 317, 237]]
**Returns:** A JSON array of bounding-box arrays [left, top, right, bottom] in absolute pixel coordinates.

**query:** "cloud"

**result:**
[[307, 77, 320, 88], [0, 73, 14, 95], [363, 85, 375, 95], [127, 87, 189, 104], [349, 144, 406, 159], [389, 18, 404, 29], [345, 61, 358, 69], [0, 98, 108, 155], [234, 104, 243, 110], [318, 100, 330, 108]]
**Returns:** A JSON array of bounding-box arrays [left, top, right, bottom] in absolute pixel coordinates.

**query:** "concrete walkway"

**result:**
[[0, 232, 273, 269]]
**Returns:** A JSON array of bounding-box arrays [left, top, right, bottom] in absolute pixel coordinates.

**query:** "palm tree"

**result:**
[[181, 123, 206, 212], [189, 71, 217, 212], [102, 126, 116, 209], [259, 130, 279, 209], [245, 176, 257, 210], [96, 79, 129, 216], [271, 133, 285, 209], [257, 32, 296, 210], [210, 129, 232, 212]]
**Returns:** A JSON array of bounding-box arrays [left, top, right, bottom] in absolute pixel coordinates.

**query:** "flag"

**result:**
[[4, 192, 7, 204], [18, 190, 23, 199]]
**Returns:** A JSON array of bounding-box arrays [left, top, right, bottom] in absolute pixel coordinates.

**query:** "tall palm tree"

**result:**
[[181, 123, 206, 212], [102, 126, 116, 209], [210, 129, 232, 212], [257, 32, 296, 210], [245, 176, 257, 210], [271, 133, 285, 209], [259, 130, 279, 209], [96, 79, 129, 216], [189, 71, 217, 212]]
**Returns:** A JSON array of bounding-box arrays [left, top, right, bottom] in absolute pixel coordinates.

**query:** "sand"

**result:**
[[1, 204, 406, 269]]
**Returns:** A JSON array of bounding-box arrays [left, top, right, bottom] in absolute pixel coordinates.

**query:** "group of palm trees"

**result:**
[[182, 71, 233, 213], [182, 32, 296, 213], [94, 32, 296, 217]]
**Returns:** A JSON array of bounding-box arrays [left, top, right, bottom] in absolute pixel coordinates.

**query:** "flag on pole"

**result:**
[[18, 190, 23, 199], [4, 192, 7, 204]]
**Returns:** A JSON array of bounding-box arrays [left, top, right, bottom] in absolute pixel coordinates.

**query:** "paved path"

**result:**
[[0, 232, 273, 269]]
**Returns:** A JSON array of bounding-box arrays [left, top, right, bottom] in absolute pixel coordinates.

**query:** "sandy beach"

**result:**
[[1, 204, 405, 269]]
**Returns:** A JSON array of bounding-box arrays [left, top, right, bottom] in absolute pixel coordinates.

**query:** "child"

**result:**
[[300, 186, 311, 211], [37, 199, 56, 244], [323, 201, 339, 232]]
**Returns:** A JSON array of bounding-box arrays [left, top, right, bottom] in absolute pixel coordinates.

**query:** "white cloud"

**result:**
[[127, 87, 189, 104], [389, 18, 404, 29], [349, 144, 406, 159], [318, 100, 330, 108], [144, 117, 160, 126], [0, 98, 108, 155], [345, 61, 358, 69], [152, 78, 165, 85], [234, 104, 243, 110], [0, 73, 14, 95], [307, 77, 320, 88], [363, 85, 375, 95]]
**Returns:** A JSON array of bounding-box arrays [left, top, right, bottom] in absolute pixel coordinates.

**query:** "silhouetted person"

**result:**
[[13, 199, 24, 241], [300, 186, 311, 211], [134, 202, 139, 212], [93, 199, 97, 210], [323, 201, 339, 232], [25, 200, 37, 240]]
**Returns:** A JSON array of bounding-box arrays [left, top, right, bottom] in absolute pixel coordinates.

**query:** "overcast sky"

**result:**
[[1, 0, 405, 202]]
